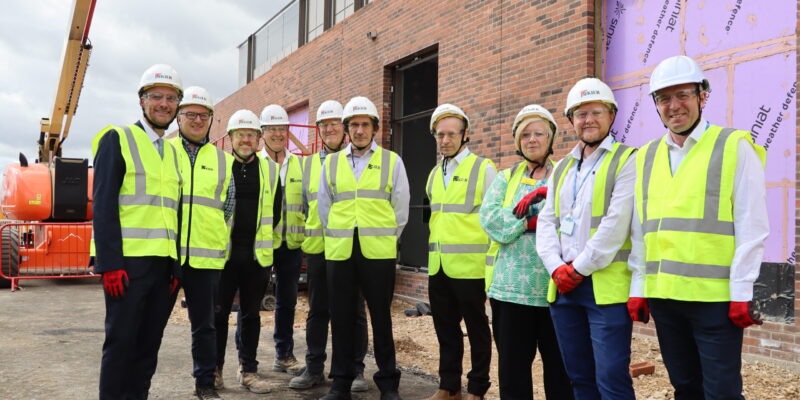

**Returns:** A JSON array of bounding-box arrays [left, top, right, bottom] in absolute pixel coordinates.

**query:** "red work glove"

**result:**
[[513, 186, 548, 219], [169, 277, 180, 296], [627, 297, 650, 323], [102, 270, 129, 299], [551, 264, 584, 294], [526, 216, 538, 231], [728, 301, 763, 328]]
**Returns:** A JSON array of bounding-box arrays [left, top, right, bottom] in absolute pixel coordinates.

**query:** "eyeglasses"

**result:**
[[519, 131, 548, 141], [654, 89, 698, 106], [434, 131, 463, 141], [262, 126, 288, 134], [231, 131, 259, 139], [179, 112, 211, 121], [143, 92, 180, 104], [319, 121, 343, 130], [573, 108, 610, 122], [348, 121, 372, 131]]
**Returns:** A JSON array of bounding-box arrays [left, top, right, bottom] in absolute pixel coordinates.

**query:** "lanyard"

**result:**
[[570, 152, 603, 210]]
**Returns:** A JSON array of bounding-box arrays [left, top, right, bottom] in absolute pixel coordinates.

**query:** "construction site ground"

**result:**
[[2, 278, 799, 400]]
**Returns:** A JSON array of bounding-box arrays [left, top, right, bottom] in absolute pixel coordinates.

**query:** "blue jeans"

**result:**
[[549, 276, 635, 400], [273, 243, 302, 359]]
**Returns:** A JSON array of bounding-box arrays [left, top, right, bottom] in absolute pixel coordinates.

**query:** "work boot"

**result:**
[[464, 393, 485, 400], [425, 389, 461, 400], [195, 385, 222, 400], [319, 390, 353, 400], [380, 390, 402, 400], [213, 367, 224, 390], [289, 368, 326, 389], [350, 372, 370, 392], [273, 355, 305, 375], [237, 370, 279, 394]]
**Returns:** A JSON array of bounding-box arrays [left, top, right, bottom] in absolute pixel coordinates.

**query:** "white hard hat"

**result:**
[[430, 103, 469, 134], [227, 109, 261, 133], [260, 104, 290, 126], [138, 64, 182, 96], [512, 104, 557, 137], [342, 96, 379, 123], [564, 78, 618, 117], [180, 86, 214, 112], [649, 55, 710, 95], [316, 100, 344, 123]]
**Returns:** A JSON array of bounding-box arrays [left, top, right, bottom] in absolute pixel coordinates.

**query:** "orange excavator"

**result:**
[[0, 0, 97, 289]]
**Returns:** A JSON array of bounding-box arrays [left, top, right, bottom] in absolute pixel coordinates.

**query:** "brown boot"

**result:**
[[463, 393, 484, 400], [425, 389, 461, 400]]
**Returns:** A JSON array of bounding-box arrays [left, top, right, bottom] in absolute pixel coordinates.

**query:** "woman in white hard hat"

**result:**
[[479, 104, 573, 400], [536, 78, 637, 399]]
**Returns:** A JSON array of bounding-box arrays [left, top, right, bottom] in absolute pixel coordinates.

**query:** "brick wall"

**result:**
[[215, 0, 800, 369]]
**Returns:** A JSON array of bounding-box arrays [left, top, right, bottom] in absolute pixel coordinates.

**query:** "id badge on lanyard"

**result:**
[[561, 153, 603, 237]]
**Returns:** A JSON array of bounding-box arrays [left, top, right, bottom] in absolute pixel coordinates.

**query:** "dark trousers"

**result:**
[[180, 264, 221, 387], [274, 243, 302, 359], [305, 252, 368, 376], [429, 269, 492, 396], [327, 235, 401, 393], [99, 256, 176, 400], [650, 299, 744, 400], [215, 249, 269, 373], [549, 276, 634, 400], [490, 298, 573, 400]]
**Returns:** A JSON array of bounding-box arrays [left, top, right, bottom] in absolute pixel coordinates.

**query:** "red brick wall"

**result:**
[[215, 0, 800, 368]]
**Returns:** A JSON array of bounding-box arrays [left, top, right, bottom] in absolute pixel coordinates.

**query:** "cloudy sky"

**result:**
[[0, 0, 288, 169]]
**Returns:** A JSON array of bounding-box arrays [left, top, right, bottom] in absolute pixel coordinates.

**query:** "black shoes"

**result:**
[[319, 390, 353, 400], [195, 385, 222, 399]]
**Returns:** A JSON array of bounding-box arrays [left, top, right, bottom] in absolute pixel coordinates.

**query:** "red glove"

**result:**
[[728, 301, 762, 328], [102, 270, 129, 299], [627, 297, 650, 323], [551, 264, 584, 294], [526, 216, 538, 231], [513, 186, 548, 219], [169, 277, 180, 296]]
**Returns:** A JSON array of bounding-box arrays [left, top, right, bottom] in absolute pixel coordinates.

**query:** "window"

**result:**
[[252, 1, 299, 78], [237, 42, 249, 88], [306, 0, 325, 42], [334, 0, 354, 24]]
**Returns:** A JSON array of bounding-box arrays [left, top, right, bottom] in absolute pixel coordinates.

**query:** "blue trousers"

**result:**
[[99, 256, 176, 400], [274, 243, 302, 359], [649, 299, 744, 400], [180, 265, 221, 387], [548, 276, 635, 400]]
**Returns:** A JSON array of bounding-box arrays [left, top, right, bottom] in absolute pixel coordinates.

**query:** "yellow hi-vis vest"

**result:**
[[255, 157, 280, 266], [324, 147, 399, 261], [426, 153, 495, 279], [483, 160, 553, 291], [273, 153, 305, 249], [169, 138, 233, 270], [547, 142, 637, 305], [636, 125, 766, 302], [302, 152, 325, 254], [90, 124, 181, 259]]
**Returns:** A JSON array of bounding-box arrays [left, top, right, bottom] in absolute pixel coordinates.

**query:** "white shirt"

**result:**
[[440, 147, 497, 194], [317, 141, 411, 237], [537, 135, 636, 277], [261, 148, 292, 185], [628, 120, 769, 300], [139, 119, 163, 147]]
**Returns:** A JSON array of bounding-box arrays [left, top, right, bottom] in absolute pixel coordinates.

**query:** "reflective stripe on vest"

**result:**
[[324, 147, 398, 261], [302, 153, 325, 254], [254, 158, 279, 266], [90, 124, 181, 259], [636, 126, 765, 301], [547, 142, 636, 305], [274, 154, 305, 249], [426, 153, 493, 279], [170, 138, 233, 269]]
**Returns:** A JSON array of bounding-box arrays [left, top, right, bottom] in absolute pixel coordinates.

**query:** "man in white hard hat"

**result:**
[[627, 55, 768, 399], [290, 100, 370, 392], [423, 104, 495, 400], [168, 86, 236, 399], [537, 77, 637, 399], [259, 104, 306, 375], [93, 64, 184, 399], [214, 109, 282, 395], [317, 96, 410, 400]]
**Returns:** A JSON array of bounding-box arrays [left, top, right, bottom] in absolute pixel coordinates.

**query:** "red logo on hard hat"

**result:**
[[192, 94, 204, 100], [155, 73, 173, 80], [580, 89, 600, 97], [239, 119, 247, 123], [353, 106, 368, 111]]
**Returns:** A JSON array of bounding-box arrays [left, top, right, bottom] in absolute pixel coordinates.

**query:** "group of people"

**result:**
[[93, 53, 768, 400]]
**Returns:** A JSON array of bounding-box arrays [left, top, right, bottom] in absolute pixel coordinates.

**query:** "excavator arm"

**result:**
[[38, 0, 97, 164]]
